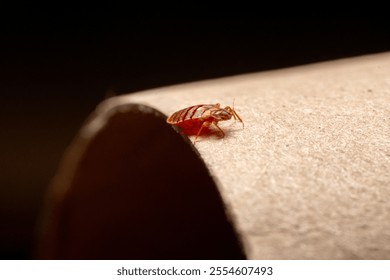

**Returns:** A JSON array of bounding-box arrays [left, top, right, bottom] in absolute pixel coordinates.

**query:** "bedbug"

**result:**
[[167, 103, 244, 143]]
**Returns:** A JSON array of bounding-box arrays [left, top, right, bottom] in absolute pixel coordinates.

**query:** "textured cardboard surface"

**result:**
[[41, 53, 390, 259]]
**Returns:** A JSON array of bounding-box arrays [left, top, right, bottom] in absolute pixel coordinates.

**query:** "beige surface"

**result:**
[[93, 53, 390, 259]]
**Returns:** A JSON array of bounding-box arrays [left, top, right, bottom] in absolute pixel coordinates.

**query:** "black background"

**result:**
[[1, 9, 390, 259]]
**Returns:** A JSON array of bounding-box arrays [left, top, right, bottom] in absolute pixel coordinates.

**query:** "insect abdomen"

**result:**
[[167, 104, 212, 124]]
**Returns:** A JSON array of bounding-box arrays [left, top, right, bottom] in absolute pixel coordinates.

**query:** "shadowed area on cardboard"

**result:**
[[38, 104, 245, 259]]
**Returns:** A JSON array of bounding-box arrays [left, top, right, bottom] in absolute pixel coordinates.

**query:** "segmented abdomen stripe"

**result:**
[[177, 106, 191, 121], [183, 105, 203, 121], [168, 105, 203, 123]]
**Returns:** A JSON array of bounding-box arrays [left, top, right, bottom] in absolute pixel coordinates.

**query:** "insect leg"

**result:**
[[194, 121, 211, 143], [213, 121, 225, 138], [233, 110, 244, 128], [225, 106, 244, 128]]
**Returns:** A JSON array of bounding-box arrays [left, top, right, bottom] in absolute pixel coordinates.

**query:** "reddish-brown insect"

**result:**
[[167, 103, 244, 142]]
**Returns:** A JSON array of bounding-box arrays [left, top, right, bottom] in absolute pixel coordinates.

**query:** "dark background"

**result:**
[[1, 10, 390, 259]]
